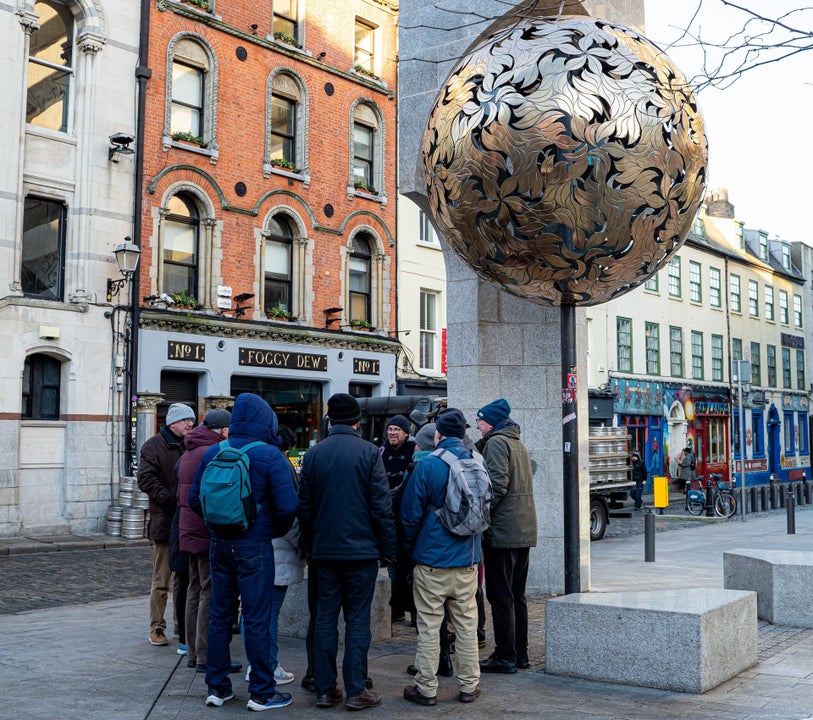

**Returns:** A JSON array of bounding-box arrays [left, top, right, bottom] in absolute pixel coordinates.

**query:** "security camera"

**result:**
[[109, 133, 134, 147], [159, 292, 176, 305]]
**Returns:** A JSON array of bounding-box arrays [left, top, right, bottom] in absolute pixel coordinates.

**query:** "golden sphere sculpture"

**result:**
[[422, 16, 708, 306]]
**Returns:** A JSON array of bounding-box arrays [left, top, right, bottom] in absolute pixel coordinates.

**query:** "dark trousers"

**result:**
[[207, 537, 276, 697], [483, 546, 530, 663], [313, 559, 378, 698], [304, 562, 319, 680]]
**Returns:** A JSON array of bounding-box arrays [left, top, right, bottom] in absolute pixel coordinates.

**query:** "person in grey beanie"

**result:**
[[138, 402, 196, 646]]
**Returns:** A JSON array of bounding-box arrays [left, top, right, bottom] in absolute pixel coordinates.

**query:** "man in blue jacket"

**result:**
[[298, 393, 396, 711], [189, 393, 299, 711], [399, 409, 482, 706]]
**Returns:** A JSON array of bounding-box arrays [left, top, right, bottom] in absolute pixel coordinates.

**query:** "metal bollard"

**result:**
[[796, 482, 804, 506], [760, 485, 770, 511], [787, 495, 796, 534], [748, 487, 758, 513], [705, 481, 715, 517], [644, 510, 655, 562]]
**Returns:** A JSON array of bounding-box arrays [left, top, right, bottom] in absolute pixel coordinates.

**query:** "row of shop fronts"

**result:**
[[590, 377, 811, 488]]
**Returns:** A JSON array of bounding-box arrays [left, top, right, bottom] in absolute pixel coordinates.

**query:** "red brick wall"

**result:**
[[139, 0, 397, 328]]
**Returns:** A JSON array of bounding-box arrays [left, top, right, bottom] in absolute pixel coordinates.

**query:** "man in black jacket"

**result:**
[[299, 393, 396, 711], [137, 402, 195, 647]]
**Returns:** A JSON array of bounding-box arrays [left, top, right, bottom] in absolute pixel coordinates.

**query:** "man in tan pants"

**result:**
[[399, 409, 482, 705]]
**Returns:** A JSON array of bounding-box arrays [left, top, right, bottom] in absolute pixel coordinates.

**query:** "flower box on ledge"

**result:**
[[270, 158, 297, 173], [273, 31, 302, 49], [349, 319, 374, 332], [353, 181, 378, 196], [171, 132, 205, 147]]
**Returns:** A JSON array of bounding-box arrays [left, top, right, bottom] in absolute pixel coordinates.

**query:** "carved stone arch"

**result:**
[[347, 223, 385, 256], [161, 181, 216, 219], [164, 32, 220, 152], [260, 204, 310, 322], [344, 224, 388, 331], [18, 0, 107, 40], [264, 67, 310, 177], [348, 98, 386, 198], [262, 203, 308, 241]]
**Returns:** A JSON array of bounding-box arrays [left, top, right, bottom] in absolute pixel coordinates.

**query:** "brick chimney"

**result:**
[[705, 188, 735, 218]]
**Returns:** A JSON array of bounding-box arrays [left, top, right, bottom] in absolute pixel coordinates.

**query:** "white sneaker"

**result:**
[[274, 665, 295, 685], [245, 665, 252, 682]]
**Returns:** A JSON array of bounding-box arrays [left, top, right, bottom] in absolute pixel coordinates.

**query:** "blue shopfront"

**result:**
[[610, 378, 664, 488]]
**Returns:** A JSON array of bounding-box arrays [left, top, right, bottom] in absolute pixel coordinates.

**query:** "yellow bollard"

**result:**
[[653, 476, 669, 509]]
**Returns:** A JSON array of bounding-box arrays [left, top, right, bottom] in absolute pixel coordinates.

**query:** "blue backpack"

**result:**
[[199, 440, 265, 537]]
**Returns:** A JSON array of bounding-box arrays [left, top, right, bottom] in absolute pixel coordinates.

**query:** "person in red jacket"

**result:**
[[176, 408, 230, 672]]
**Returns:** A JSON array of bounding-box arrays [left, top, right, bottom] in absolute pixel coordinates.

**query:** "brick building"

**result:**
[[135, 0, 400, 458]]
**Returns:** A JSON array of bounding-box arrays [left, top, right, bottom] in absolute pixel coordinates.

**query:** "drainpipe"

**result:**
[[126, 0, 152, 472]]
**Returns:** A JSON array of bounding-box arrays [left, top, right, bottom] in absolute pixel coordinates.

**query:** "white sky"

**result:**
[[643, 0, 812, 244]]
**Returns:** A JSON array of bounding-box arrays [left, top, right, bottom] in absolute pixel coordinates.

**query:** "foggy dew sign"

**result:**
[[239, 347, 328, 371]]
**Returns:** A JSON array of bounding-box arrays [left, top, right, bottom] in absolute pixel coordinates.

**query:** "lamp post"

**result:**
[[107, 239, 141, 301], [735, 359, 750, 522]]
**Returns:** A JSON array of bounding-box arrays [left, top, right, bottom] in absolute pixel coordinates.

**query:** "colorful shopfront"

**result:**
[[610, 378, 664, 482]]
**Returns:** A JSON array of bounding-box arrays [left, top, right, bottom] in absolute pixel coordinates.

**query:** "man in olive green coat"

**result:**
[[475, 399, 537, 674]]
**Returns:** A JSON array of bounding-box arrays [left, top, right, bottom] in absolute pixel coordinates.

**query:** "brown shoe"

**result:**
[[345, 689, 382, 711], [315, 688, 343, 708], [459, 686, 480, 703], [149, 628, 169, 646]]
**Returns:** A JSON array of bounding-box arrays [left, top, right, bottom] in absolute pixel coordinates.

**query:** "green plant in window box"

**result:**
[[353, 180, 378, 196], [270, 157, 297, 172], [265, 303, 291, 320], [353, 64, 379, 80], [349, 318, 373, 331], [273, 31, 302, 49], [170, 291, 198, 309], [180, 0, 210, 9], [172, 131, 205, 146]]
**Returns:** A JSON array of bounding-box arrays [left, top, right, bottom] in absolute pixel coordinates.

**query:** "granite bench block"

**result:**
[[724, 548, 813, 628], [277, 570, 392, 642], [545, 588, 757, 694]]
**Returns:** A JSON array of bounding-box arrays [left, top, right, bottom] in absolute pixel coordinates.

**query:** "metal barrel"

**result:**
[[132, 488, 150, 509], [119, 476, 135, 494], [122, 507, 145, 539], [118, 488, 133, 507], [105, 505, 123, 537]]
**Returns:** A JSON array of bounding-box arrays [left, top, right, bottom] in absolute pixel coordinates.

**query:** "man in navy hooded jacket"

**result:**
[[190, 393, 299, 711]]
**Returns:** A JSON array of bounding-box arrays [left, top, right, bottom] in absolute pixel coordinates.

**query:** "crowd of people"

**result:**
[[137, 393, 538, 711]]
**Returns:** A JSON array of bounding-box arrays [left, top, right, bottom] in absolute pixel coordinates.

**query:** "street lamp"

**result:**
[[734, 359, 750, 522], [107, 238, 141, 301]]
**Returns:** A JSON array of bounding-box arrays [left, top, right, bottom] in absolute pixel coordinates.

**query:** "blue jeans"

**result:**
[[207, 537, 276, 697], [243, 585, 287, 672], [313, 559, 378, 697]]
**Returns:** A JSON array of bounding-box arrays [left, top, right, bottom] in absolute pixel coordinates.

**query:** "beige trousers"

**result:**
[[149, 541, 180, 633], [412, 563, 480, 696]]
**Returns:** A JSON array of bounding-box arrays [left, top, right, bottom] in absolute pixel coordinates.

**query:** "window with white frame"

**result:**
[[354, 18, 376, 74], [691, 331, 703, 380], [617, 317, 632, 372], [730, 274, 741, 313], [779, 290, 789, 324], [794, 294, 803, 328], [782, 243, 791, 270], [167, 37, 217, 150], [162, 193, 199, 299], [668, 257, 681, 297], [27, 0, 75, 132], [265, 71, 308, 176], [645, 322, 660, 375], [171, 61, 204, 140], [751, 342, 761, 385], [669, 326, 683, 377], [732, 337, 743, 363], [273, 0, 300, 44], [711, 334, 724, 381], [765, 285, 774, 320], [758, 233, 768, 260], [689, 261, 701, 303], [767, 344, 777, 387], [263, 215, 293, 317], [782, 347, 791, 388], [22, 196, 66, 300], [418, 212, 439, 246], [748, 279, 759, 317], [796, 349, 805, 391], [419, 290, 439, 371], [644, 273, 658, 292], [709, 267, 721, 308]]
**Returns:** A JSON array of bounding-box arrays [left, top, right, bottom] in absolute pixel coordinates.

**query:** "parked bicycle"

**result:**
[[685, 473, 737, 518]]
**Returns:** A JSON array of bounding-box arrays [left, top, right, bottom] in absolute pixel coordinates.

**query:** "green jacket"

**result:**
[[476, 422, 537, 548]]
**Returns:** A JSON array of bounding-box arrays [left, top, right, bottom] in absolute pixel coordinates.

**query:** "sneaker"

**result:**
[[274, 665, 295, 685], [205, 688, 234, 707], [247, 692, 293, 711], [345, 689, 381, 711], [149, 628, 169, 646], [177, 643, 188, 656]]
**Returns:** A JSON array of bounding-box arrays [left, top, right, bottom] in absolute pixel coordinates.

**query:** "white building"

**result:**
[[0, 0, 140, 536]]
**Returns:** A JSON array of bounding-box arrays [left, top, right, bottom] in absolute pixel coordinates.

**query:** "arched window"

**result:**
[[163, 194, 199, 298], [171, 60, 204, 139], [166, 36, 218, 153], [350, 101, 385, 197], [264, 216, 293, 315], [22, 353, 62, 419], [348, 234, 372, 323], [27, 0, 75, 132], [266, 71, 308, 177]]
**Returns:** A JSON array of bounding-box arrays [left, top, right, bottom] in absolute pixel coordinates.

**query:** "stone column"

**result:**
[[135, 393, 164, 459], [204, 395, 233, 410]]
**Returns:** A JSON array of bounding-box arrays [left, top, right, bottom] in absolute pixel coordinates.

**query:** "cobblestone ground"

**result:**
[[0, 546, 153, 615]]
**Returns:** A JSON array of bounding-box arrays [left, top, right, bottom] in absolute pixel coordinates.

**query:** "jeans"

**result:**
[[207, 537, 275, 697], [243, 584, 288, 673], [483, 546, 530, 663], [313, 559, 378, 698]]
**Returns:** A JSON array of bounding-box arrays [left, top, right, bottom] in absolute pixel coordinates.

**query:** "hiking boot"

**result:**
[[459, 686, 480, 703], [247, 692, 293, 711], [403, 685, 436, 706], [149, 628, 169, 646], [315, 688, 343, 708], [345, 689, 382, 711], [205, 687, 234, 707]]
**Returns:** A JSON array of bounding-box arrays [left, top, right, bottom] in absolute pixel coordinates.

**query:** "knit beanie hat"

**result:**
[[387, 414, 410, 434], [477, 398, 511, 427], [414, 423, 437, 451], [203, 408, 231, 430], [436, 409, 467, 439], [327, 393, 361, 424], [166, 403, 196, 426]]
